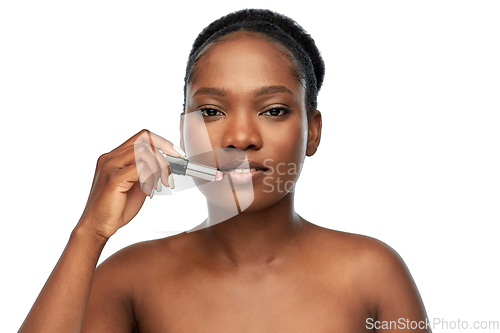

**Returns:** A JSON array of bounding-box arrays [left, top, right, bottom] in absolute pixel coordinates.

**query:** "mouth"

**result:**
[[217, 160, 269, 183], [220, 168, 266, 173]]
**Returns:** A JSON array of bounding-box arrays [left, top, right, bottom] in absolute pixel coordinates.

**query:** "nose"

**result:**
[[220, 113, 263, 151]]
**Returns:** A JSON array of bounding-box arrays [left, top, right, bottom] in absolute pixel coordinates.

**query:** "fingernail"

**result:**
[[168, 174, 175, 190], [157, 178, 162, 192], [173, 145, 186, 157], [150, 187, 154, 199], [215, 170, 224, 181]]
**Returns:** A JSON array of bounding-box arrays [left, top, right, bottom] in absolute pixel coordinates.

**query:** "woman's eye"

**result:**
[[199, 108, 223, 117], [262, 108, 288, 117]]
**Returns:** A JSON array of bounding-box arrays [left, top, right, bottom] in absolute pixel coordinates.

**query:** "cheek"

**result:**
[[182, 112, 215, 158], [267, 120, 308, 162], [257, 120, 308, 194]]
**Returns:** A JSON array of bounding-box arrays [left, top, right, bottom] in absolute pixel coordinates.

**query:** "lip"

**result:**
[[218, 159, 268, 171], [223, 169, 266, 184], [217, 159, 269, 184]]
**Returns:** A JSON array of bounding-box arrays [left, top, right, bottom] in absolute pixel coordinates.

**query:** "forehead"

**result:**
[[187, 32, 304, 99]]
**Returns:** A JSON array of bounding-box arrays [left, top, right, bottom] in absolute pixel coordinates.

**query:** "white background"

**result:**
[[1, 1, 499, 331]]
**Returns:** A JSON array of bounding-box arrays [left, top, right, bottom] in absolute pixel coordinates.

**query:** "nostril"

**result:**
[[226, 144, 256, 150]]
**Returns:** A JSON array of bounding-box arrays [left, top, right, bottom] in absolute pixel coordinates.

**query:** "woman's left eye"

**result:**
[[262, 107, 288, 117]]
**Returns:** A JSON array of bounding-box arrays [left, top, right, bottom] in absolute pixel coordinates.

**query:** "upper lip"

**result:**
[[218, 159, 269, 171]]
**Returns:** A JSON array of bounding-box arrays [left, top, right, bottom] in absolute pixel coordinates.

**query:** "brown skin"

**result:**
[[19, 32, 430, 333]]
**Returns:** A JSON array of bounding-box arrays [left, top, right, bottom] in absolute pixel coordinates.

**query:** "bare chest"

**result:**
[[132, 270, 372, 333]]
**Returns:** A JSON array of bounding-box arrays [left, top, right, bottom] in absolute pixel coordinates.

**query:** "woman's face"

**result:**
[[183, 32, 316, 213]]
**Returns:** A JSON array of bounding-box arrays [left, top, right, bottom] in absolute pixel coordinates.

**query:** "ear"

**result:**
[[179, 113, 186, 153], [306, 110, 322, 157]]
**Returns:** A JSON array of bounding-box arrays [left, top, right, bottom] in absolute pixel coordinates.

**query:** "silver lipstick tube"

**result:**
[[164, 154, 218, 182]]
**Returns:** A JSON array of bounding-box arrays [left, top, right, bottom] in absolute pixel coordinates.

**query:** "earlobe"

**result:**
[[306, 110, 322, 157]]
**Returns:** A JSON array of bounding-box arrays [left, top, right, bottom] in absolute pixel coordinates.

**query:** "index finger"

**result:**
[[115, 129, 183, 158], [136, 130, 184, 158]]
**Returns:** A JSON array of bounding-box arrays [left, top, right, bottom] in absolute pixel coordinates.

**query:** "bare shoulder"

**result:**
[[310, 225, 414, 287], [95, 232, 192, 278], [82, 233, 192, 332], [306, 223, 428, 325], [306, 223, 405, 268], [337, 229, 407, 273]]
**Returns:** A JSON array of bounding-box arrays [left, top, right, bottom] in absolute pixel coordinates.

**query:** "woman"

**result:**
[[19, 9, 430, 332]]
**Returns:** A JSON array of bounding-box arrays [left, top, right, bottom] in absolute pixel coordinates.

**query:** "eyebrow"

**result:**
[[192, 87, 227, 97], [192, 85, 295, 98], [253, 85, 295, 97]]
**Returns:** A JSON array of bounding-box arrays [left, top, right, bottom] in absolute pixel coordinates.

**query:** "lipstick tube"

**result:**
[[164, 154, 220, 182]]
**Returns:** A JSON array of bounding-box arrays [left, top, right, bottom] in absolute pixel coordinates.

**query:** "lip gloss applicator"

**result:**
[[163, 154, 224, 182]]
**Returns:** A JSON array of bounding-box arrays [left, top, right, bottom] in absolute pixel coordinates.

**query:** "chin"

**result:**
[[245, 187, 295, 212], [195, 170, 298, 215]]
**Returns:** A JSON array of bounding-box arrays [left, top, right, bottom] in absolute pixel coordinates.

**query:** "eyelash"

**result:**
[[197, 106, 290, 118], [198, 107, 224, 117], [262, 107, 290, 117]]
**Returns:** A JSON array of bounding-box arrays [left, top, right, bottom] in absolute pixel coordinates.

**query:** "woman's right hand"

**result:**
[[76, 129, 185, 242]]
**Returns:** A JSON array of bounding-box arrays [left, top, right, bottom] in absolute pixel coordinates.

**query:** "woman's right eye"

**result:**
[[199, 108, 224, 117]]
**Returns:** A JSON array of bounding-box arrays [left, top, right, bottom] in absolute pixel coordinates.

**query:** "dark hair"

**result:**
[[183, 9, 325, 120]]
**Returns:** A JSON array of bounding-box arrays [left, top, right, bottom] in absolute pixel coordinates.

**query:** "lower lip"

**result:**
[[222, 170, 266, 184]]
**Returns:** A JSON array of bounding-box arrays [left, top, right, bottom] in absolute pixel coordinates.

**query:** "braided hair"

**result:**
[[183, 9, 325, 120]]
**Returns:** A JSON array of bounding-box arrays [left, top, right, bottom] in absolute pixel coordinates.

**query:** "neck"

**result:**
[[197, 191, 306, 267]]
